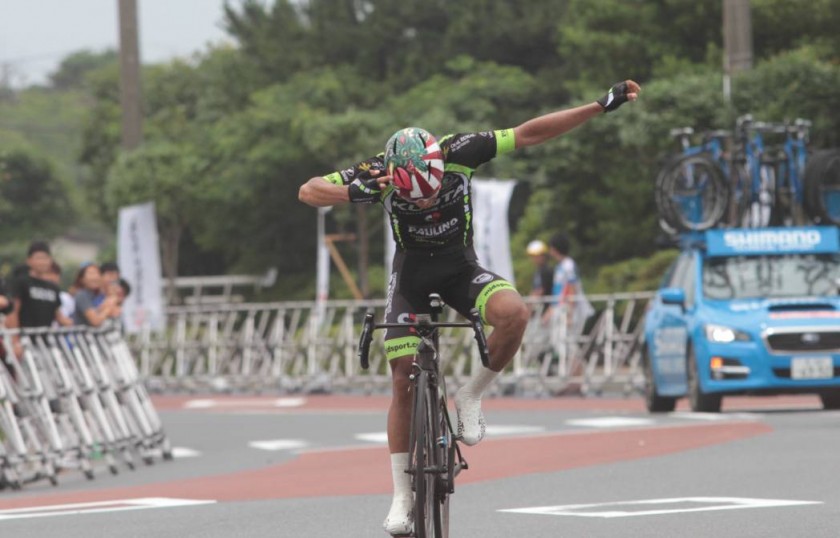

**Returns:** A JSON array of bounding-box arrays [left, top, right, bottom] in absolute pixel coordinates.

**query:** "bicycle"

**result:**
[[654, 127, 731, 232], [358, 293, 491, 538]]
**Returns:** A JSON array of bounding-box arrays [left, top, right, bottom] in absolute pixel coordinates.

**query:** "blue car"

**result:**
[[643, 226, 840, 412]]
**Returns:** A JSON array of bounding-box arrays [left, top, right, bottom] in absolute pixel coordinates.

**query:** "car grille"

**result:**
[[773, 367, 840, 379], [766, 331, 840, 353]]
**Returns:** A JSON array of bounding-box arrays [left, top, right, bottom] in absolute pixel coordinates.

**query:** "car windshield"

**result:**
[[703, 254, 840, 300]]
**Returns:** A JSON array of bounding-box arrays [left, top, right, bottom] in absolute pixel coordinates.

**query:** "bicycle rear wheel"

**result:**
[[655, 154, 729, 232], [433, 393, 451, 538]]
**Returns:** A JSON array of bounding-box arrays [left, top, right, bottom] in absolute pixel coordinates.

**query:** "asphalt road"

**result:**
[[1, 394, 838, 537]]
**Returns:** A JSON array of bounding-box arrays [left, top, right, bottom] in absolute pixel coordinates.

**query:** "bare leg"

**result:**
[[484, 289, 530, 371], [456, 289, 529, 445], [384, 356, 415, 535], [387, 356, 413, 453]]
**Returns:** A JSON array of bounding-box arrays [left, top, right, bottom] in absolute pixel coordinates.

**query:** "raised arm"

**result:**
[[513, 80, 640, 149], [298, 177, 351, 207], [299, 173, 392, 207]]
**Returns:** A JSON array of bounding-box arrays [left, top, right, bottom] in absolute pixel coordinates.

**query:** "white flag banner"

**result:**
[[384, 211, 395, 277], [471, 178, 516, 282], [315, 206, 332, 328], [117, 202, 165, 333]]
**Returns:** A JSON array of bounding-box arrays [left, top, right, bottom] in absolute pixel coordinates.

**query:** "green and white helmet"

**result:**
[[383, 127, 444, 201]]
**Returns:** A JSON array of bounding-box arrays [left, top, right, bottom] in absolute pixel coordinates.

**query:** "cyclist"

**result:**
[[298, 80, 640, 535]]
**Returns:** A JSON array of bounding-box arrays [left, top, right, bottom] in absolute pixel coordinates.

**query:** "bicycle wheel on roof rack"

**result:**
[[804, 149, 840, 226], [655, 153, 730, 232]]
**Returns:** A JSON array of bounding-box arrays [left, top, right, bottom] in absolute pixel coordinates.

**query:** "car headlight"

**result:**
[[704, 324, 751, 343]]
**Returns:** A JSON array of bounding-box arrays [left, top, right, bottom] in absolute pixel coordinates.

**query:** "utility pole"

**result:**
[[118, 0, 143, 149], [722, 0, 753, 102]]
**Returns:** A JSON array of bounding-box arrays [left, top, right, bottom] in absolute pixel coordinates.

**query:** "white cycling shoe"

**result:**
[[383, 495, 413, 536], [455, 388, 486, 446]]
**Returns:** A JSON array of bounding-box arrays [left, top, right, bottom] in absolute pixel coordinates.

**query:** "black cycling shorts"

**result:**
[[383, 247, 516, 360]]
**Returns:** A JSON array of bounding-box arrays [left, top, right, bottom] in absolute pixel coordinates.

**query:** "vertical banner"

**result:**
[[471, 178, 516, 282], [314, 207, 332, 328], [384, 211, 395, 283], [117, 202, 165, 333]]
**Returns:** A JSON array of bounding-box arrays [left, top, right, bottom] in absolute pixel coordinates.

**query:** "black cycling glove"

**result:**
[[597, 81, 631, 113], [348, 176, 382, 204]]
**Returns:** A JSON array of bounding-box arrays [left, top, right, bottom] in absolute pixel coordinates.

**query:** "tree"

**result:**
[[49, 50, 118, 90], [106, 142, 207, 294], [0, 150, 74, 243]]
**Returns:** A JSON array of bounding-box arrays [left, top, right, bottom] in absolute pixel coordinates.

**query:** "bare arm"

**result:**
[[299, 172, 391, 208], [81, 297, 118, 327], [298, 177, 351, 208], [513, 80, 640, 149], [513, 102, 604, 149]]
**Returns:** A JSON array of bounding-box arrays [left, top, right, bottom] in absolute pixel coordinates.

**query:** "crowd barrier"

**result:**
[[0, 327, 172, 490], [131, 292, 654, 397]]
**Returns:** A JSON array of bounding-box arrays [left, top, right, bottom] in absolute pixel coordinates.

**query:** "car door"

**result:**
[[649, 252, 694, 396]]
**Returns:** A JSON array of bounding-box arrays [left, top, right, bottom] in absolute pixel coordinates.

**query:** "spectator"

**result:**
[[117, 278, 131, 305], [98, 262, 120, 306], [6, 242, 73, 357], [0, 275, 12, 316], [72, 264, 119, 327], [43, 261, 75, 321], [526, 239, 554, 299], [548, 233, 594, 334]]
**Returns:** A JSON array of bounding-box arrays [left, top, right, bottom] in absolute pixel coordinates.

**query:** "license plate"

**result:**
[[791, 357, 834, 380]]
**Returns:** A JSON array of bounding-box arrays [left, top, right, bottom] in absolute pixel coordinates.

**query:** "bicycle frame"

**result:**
[[357, 295, 490, 538]]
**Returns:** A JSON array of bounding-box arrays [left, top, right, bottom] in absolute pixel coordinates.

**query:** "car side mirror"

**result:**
[[660, 287, 686, 308]]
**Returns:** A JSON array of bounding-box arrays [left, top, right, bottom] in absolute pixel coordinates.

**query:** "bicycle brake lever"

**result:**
[[467, 308, 491, 368], [358, 312, 375, 370]]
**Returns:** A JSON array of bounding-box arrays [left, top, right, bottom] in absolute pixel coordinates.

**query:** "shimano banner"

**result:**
[[707, 226, 840, 256], [117, 202, 165, 333], [472, 178, 516, 282]]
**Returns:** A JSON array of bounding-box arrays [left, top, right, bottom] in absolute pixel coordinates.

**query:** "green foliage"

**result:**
[[4, 0, 839, 298], [732, 47, 840, 147], [49, 49, 118, 90], [0, 150, 74, 243], [589, 249, 679, 294]]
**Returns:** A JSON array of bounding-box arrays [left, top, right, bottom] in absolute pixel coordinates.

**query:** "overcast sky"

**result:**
[[0, 0, 234, 87]]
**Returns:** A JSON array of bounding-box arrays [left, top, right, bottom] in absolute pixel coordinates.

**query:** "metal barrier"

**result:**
[[131, 292, 655, 396], [0, 327, 172, 490]]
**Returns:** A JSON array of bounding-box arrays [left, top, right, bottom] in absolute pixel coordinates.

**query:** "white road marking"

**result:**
[[248, 439, 309, 451], [354, 425, 547, 445], [565, 417, 655, 428], [171, 447, 201, 458], [668, 412, 729, 421], [355, 432, 389, 444], [184, 397, 306, 409], [0, 498, 216, 521], [500, 497, 822, 519]]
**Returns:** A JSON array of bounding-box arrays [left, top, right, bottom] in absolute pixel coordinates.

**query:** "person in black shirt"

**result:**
[[5, 242, 73, 357]]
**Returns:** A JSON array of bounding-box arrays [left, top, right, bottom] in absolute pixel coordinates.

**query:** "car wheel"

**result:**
[[819, 390, 840, 410], [644, 348, 677, 413], [687, 345, 722, 412]]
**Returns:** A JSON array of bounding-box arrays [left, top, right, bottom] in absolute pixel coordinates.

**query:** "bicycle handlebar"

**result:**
[[357, 308, 491, 370]]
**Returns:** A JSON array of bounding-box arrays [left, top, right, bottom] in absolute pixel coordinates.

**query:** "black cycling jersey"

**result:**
[[324, 129, 516, 252]]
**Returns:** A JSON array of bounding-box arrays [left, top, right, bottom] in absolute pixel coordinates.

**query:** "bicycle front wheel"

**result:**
[[410, 371, 437, 538], [656, 154, 730, 231]]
